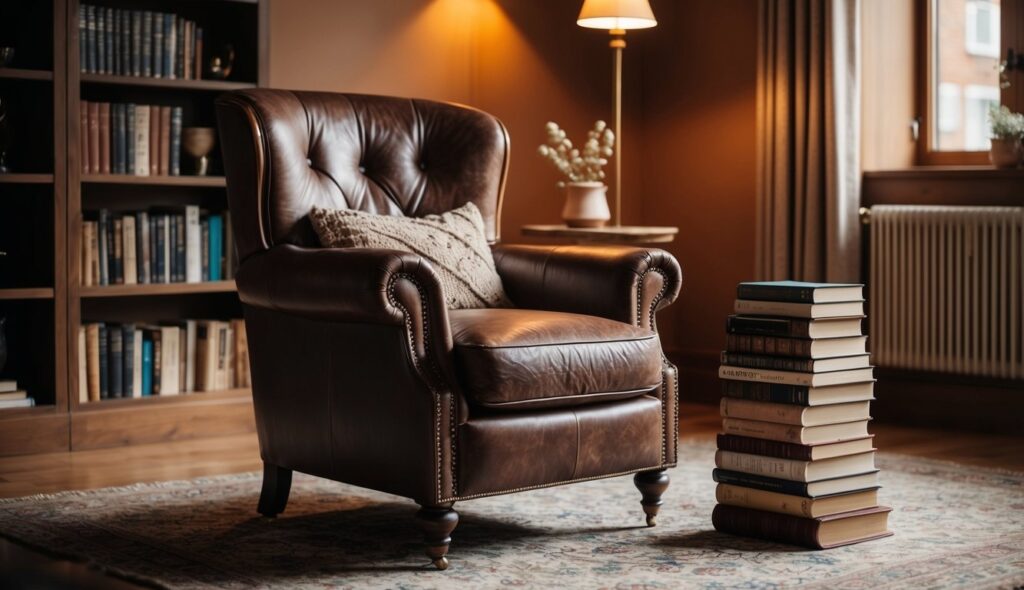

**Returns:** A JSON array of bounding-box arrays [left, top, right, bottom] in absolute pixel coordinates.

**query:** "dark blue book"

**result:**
[[152, 12, 164, 78], [78, 5, 87, 73], [169, 107, 182, 175], [113, 104, 126, 174], [175, 17, 185, 78], [96, 6, 106, 74], [737, 281, 864, 304], [141, 335, 153, 396], [109, 323, 123, 397], [712, 468, 811, 496], [163, 14, 175, 79], [111, 8, 120, 75], [121, 10, 131, 76], [130, 11, 142, 76], [149, 216, 158, 283], [98, 323, 109, 399], [141, 11, 153, 77], [122, 324, 135, 397], [208, 214, 223, 281], [125, 103, 135, 173], [86, 5, 97, 74], [167, 213, 176, 282], [110, 217, 123, 285], [155, 215, 166, 283], [175, 214, 185, 282], [97, 208, 110, 286], [103, 7, 114, 74]]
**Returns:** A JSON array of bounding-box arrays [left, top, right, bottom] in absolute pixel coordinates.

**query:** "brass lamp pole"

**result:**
[[577, 0, 657, 227]]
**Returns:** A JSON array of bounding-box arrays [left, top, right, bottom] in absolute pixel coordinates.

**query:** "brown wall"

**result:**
[[269, 0, 760, 400]]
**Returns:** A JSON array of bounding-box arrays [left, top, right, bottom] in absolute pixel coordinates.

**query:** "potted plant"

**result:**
[[538, 121, 614, 227], [988, 105, 1024, 168]]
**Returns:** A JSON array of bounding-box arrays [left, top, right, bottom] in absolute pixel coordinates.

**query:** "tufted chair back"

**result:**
[[215, 89, 510, 262]]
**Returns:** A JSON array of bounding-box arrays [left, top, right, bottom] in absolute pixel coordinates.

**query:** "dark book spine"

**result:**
[[194, 26, 203, 79], [725, 334, 813, 357], [104, 7, 114, 74], [151, 331, 162, 395], [716, 434, 814, 461], [97, 208, 109, 286], [112, 8, 120, 75], [721, 352, 815, 373], [141, 11, 152, 77], [126, 103, 135, 172], [169, 107, 182, 176], [712, 469, 810, 496], [152, 12, 164, 78], [167, 214, 176, 281], [136, 212, 148, 284], [154, 215, 164, 283], [98, 323, 109, 399], [737, 284, 816, 303], [712, 504, 821, 549], [150, 216, 158, 284], [122, 324, 135, 397], [175, 17, 185, 79], [109, 324, 123, 397], [720, 380, 810, 405], [96, 6, 106, 75], [130, 11, 142, 76], [120, 10, 130, 75], [201, 218, 210, 281], [175, 214, 185, 282], [78, 5, 87, 72], [726, 315, 812, 338], [163, 14, 175, 79], [113, 104, 126, 174], [86, 5, 97, 74], [112, 217, 124, 284]]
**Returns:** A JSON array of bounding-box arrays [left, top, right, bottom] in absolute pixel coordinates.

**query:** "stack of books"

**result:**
[[81, 207, 235, 287], [77, 319, 250, 402], [78, 5, 204, 80], [79, 101, 184, 177], [712, 280, 892, 549], [0, 380, 34, 410]]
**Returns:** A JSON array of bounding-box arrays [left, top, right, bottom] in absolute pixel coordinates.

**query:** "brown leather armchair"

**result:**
[[216, 89, 683, 570]]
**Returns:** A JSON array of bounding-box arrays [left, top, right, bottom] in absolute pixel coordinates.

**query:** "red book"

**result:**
[[149, 105, 160, 176], [193, 27, 203, 80], [159, 106, 171, 176], [98, 102, 111, 174], [80, 101, 90, 174], [87, 101, 100, 174]]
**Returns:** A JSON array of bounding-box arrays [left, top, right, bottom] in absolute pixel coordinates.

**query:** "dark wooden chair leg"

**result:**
[[414, 504, 459, 570], [633, 469, 670, 527], [257, 462, 292, 517]]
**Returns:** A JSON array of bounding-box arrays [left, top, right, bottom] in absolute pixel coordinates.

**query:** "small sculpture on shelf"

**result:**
[[182, 127, 216, 176], [207, 43, 235, 80]]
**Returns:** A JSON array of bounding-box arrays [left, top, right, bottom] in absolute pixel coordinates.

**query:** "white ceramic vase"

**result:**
[[562, 182, 610, 228]]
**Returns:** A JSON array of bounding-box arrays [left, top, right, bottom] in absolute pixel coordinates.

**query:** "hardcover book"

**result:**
[[716, 484, 880, 519], [720, 417, 871, 445], [725, 334, 867, 359], [712, 468, 880, 498], [720, 352, 871, 373], [716, 434, 876, 461], [726, 315, 864, 339], [718, 366, 875, 387], [720, 380, 875, 406], [712, 504, 892, 549], [719, 398, 872, 426], [714, 450, 877, 483], [735, 299, 865, 319], [737, 281, 864, 304]]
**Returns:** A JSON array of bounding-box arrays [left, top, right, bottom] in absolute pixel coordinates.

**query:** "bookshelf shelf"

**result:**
[[76, 387, 251, 411], [80, 280, 236, 298], [80, 73, 256, 92], [0, 404, 58, 419], [0, 288, 56, 300], [0, 173, 55, 184], [0, 68, 54, 81], [82, 174, 227, 187]]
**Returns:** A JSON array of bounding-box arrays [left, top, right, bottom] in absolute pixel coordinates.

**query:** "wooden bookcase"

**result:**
[[0, 0, 267, 456]]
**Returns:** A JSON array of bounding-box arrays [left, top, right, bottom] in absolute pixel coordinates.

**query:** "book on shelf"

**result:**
[[0, 384, 32, 409], [712, 504, 892, 549], [716, 434, 876, 462], [0, 380, 18, 393], [718, 366, 874, 387], [720, 418, 871, 445], [0, 390, 28, 401], [80, 4, 204, 80], [720, 352, 871, 373], [80, 207, 236, 287], [79, 319, 250, 402], [0, 397, 35, 409], [715, 450, 877, 483], [720, 398, 872, 427], [734, 299, 865, 319], [726, 315, 864, 339], [712, 468, 880, 498], [725, 334, 867, 358], [716, 484, 880, 519], [82, 101, 184, 178], [737, 281, 864, 304], [720, 380, 875, 406]]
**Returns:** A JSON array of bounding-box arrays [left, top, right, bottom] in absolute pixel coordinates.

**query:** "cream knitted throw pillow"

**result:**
[[308, 202, 511, 309]]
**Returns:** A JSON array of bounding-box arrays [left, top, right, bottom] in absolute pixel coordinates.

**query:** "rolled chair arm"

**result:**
[[491, 244, 682, 331]]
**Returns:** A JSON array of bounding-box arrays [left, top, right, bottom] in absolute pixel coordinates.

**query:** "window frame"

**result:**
[[916, 0, 1022, 166]]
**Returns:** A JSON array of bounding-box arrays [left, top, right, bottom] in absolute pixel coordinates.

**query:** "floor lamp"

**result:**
[[577, 0, 657, 227]]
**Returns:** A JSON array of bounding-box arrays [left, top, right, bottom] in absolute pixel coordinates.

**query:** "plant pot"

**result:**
[[989, 138, 1022, 168], [562, 182, 610, 228]]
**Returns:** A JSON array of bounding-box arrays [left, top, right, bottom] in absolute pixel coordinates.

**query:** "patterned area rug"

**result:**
[[1, 440, 1023, 589]]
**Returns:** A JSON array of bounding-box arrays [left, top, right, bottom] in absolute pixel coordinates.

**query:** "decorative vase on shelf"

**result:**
[[989, 138, 1022, 168], [562, 182, 611, 228], [182, 127, 217, 176]]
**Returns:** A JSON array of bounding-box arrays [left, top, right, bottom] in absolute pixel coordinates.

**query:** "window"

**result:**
[[918, 0, 1021, 165]]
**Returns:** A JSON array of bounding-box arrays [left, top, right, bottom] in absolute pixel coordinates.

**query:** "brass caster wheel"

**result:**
[[432, 556, 449, 571], [646, 514, 657, 527]]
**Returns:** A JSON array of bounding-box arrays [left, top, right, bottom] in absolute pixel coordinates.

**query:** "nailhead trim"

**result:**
[[636, 265, 672, 467], [386, 273, 457, 503], [440, 463, 674, 503]]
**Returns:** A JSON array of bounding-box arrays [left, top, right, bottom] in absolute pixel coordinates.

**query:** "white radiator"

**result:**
[[869, 205, 1024, 379]]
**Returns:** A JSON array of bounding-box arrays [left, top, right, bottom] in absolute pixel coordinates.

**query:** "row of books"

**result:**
[[711, 281, 892, 549], [80, 101, 184, 177], [0, 380, 35, 410], [81, 207, 236, 287], [78, 5, 204, 80], [77, 319, 249, 402]]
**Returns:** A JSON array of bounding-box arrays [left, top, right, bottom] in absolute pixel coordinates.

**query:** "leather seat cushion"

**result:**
[[449, 308, 663, 411]]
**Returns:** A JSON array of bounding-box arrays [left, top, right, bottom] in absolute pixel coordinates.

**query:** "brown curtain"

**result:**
[[756, 0, 861, 282]]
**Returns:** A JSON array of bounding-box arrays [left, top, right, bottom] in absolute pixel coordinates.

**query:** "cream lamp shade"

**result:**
[[577, 0, 657, 30]]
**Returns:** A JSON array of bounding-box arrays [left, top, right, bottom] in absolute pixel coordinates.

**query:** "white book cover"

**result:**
[[123, 215, 137, 284], [185, 320, 197, 392], [159, 326, 180, 395], [185, 205, 201, 282], [132, 329, 143, 398], [133, 105, 150, 176]]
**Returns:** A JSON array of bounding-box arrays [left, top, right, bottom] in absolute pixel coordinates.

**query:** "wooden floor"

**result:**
[[1, 402, 1023, 588]]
